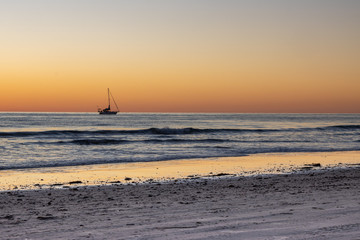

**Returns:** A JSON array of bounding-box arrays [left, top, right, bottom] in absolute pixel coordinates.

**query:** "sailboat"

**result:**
[[98, 88, 119, 115]]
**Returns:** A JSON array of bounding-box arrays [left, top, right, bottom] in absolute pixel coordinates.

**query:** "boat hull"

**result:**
[[99, 111, 118, 115]]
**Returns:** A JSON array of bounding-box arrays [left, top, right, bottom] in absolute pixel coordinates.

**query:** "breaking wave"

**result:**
[[1, 124, 359, 138]]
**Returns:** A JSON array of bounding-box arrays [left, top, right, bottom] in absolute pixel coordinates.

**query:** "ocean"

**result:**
[[0, 113, 359, 170]]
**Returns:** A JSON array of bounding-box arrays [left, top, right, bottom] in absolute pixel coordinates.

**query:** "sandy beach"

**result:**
[[1, 155, 360, 239]]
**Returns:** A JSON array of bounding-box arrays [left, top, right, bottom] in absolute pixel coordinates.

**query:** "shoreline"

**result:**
[[1, 166, 359, 239], [1, 151, 360, 191]]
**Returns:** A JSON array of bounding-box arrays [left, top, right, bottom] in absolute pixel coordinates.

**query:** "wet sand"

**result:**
[[1, 152, 360, 239], [1, 151, 360, 191]]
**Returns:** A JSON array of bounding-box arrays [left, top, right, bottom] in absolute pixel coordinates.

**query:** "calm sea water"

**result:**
[[0, 113, 359, 170]]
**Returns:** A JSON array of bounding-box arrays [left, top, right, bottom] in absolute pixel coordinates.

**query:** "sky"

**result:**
[[1, 0, 359, 113]]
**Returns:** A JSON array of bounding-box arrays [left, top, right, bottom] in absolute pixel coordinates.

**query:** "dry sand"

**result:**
[[1, 166, 360, 239]]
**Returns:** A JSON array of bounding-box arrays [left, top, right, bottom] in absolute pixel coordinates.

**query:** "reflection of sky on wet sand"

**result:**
[[1, 151, 360, 191]]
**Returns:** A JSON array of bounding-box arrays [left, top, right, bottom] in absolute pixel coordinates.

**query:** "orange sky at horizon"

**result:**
[[1, 1, 359, 113]]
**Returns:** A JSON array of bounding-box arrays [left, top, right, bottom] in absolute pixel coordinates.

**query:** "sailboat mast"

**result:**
[[107, 88, 111, 108]]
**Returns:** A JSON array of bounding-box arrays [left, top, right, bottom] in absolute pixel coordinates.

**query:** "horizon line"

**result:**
[[0, 111, 359, 114]]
